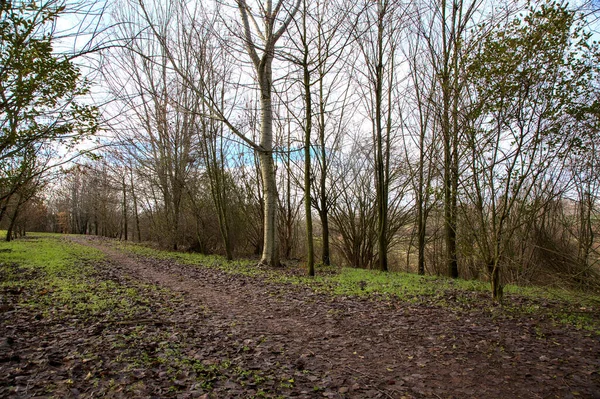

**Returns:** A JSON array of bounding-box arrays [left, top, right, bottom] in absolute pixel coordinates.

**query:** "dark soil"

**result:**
[[1, 236, 600, 398]]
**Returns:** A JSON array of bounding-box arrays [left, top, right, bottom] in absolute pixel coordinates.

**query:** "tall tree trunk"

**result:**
[[282, 120, 294, 259], [417, 205, 426, 275], [302, 3, 315, 276], [318, 78, 331, 266], [441, 0, 459, 279], [130, 168, 141, 242], [122, 176, 128, 241], [236, 0, 301, 267], [417, 108, 426, 275], [443, 112, 458, 278], [258, 58, 280, 266], [375, 1, 388, 272]]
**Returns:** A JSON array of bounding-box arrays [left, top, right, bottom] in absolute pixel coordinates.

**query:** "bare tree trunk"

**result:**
[[201, 115, 234, 260], [374, 1, 389, 272], [416, 89, 428, 276], [121, 175, 128, 241], [6, 206, 19, 242], [444, 137, 458, 278], [318, 75, 331, 266], [301, 0, 315, 275], [259, 150, 279, 266], [417, 201, 426, 275], [258, 58, 279, 266], [578, 189, 594, 269], [130, 167, 142, 242], [439, 0, 461, 279], [279, 118, 295, 259]]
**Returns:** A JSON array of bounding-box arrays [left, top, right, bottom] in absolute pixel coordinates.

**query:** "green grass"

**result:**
[[0, 232, 102, 275], [296, 268, 599, 332], [0, 233, 153, 320], [298, 267, 488, 297], [113, 240, 264, 276]]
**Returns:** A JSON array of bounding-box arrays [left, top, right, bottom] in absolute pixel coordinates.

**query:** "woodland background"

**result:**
[[2, 0, 600, 300]]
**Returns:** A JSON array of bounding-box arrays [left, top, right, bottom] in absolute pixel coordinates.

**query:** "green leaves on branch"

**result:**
[[467, 0, 599, 149], [0, 0, 98, 162]]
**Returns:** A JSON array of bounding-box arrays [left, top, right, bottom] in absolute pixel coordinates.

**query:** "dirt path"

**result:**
[[67, 236, 600, 399]]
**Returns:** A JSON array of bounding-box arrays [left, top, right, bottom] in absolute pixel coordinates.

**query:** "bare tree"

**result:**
[[352, 0, 407, 271], [329, 139, 378, 268], [234, 0, 302, 266], [278, 0, 354, 273], [416, 0, 491, 278], [132, 0, 301, 265], [403, 26, 441, 275]]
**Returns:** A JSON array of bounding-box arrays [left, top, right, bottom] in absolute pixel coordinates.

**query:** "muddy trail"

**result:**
[[2, 236, 600, 398]]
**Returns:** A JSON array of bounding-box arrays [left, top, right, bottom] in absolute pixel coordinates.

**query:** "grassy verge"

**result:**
[[112, 240, 259, 275], [0, 233, 156, 321]]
